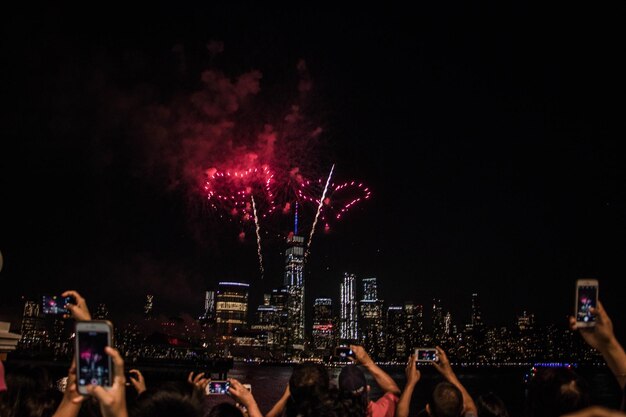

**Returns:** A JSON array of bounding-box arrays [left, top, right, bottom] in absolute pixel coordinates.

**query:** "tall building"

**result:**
[[444, 312, 452, 336], [415, 304, 424, 344], [403, 301, 419, 349], [215, 282, 249, 335], [386, 306, 406, 359], [270, 288, 290, 350], [198, 291, 216, 325], [312, 298, 334, 352], [340, 273, 358, 341], [359, 277, 384, 359], [362, 277, 378, 301], [471, 293, 483, 330], [144, 295, 154, 319], [284, 234, 305, 348], [94, 303, 109, 320], [517, 311, 535, 332], [19, 300, 46, 349], [432, 298, 445, 343]]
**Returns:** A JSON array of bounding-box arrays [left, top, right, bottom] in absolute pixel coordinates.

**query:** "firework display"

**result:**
[[203, 162, 370, 261]]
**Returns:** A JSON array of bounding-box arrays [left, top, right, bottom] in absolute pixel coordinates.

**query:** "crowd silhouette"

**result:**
[[1, 290, 626, 417]]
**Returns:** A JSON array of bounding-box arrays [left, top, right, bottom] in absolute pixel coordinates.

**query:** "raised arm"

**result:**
[[351, 345, 401, 396], [265, 384, 290, 417], [570, 301, 626, 389], [229, 378, 263, 417], [52, 359, 84, 417], [396, 354, 421, 417], [432, 347, 477, 416], [62, 290, 92, 321]]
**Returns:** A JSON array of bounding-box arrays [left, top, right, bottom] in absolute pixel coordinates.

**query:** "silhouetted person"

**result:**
[[476, 393, 509, 417], [526, 367, 590, 417], [338, 345, 400, 417]]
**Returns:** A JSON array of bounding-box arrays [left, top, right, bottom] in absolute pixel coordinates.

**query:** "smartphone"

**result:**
[[334, 345, 355, 359], [75, 321, 113, 395], [206, 380, 230, 395], [575, 279, 598, 327], [42, 295, 73, 315], [415, 348, 438, 363]]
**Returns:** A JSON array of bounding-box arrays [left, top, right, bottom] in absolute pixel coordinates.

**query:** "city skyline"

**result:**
[[12, 276, 600, 364], [1, 3, 626, 337]]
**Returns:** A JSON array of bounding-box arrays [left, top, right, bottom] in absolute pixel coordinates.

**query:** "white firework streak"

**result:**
[[306, 163, 335, 258], [251, 195, 264, 279]]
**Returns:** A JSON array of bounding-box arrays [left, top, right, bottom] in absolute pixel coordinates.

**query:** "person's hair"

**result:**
[[131, 388, 204, 417], [0, 364, 60, 417], [289, 363, 329, 403], [526, 367, 590, 417], [429, 382, 463, 417], [476, 392, 509, 417], [208, 402, 244, 417], [336, 388, 367, 417], [286, 363, 331, 417], [287, 387, 365, 417]]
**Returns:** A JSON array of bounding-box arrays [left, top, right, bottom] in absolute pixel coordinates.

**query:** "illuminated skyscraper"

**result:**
[[312, 298, 334, 352], [198, 291, 216, 325], [144, 295, 154, 319], [359, 277, 384, 358], [432, 298, 445, 343], [362, 277, 378, 301], [386, 306, 406, 359], [517, 310, 535, 332], [94, 303, 109, 320], [215, 282, 249, 335], [471, 293, 483, 330], [340, 273, 358, 341], [284, 234, 305, 348], [19, 300, 46, 349]]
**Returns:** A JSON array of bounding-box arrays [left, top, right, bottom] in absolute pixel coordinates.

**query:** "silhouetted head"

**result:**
[[526, 367, 590, 417], [427, 382, 463, 417], [0, 364, 60, 417], [208, 402, 244, 417], [289, 362, 330, 403], [132, 388, 204, 417], [286, 363, 331, 417], [477, 392, 509, 417], [337, 365, 369, 410]]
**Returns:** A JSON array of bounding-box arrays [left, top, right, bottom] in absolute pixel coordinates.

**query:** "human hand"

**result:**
[[187, 371, 209, 393], [62, 290, 91, 321], [569, 301, 617, 352], [350, 345, 374, 366], [405, 354, 421, 387], [228, 378, 256, 409], [432, 347, 455, 380], [127, 369, 146, 395], [77, 347, 127, 417]]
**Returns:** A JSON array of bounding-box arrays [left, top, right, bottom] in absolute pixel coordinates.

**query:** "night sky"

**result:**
[[1, 3, 625, 333]]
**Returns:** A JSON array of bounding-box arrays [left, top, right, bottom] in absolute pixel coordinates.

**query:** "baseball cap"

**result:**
[[338, 364, 367, 394]]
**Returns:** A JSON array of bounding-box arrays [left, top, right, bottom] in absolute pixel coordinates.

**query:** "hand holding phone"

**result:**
[[75, 320, 113, 395], [42, 295, 74, 315], [334, 345, 355, 360], [575, 279, 599, 328], [206, 380, 230, 395], [415, 348, 438, 363]]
